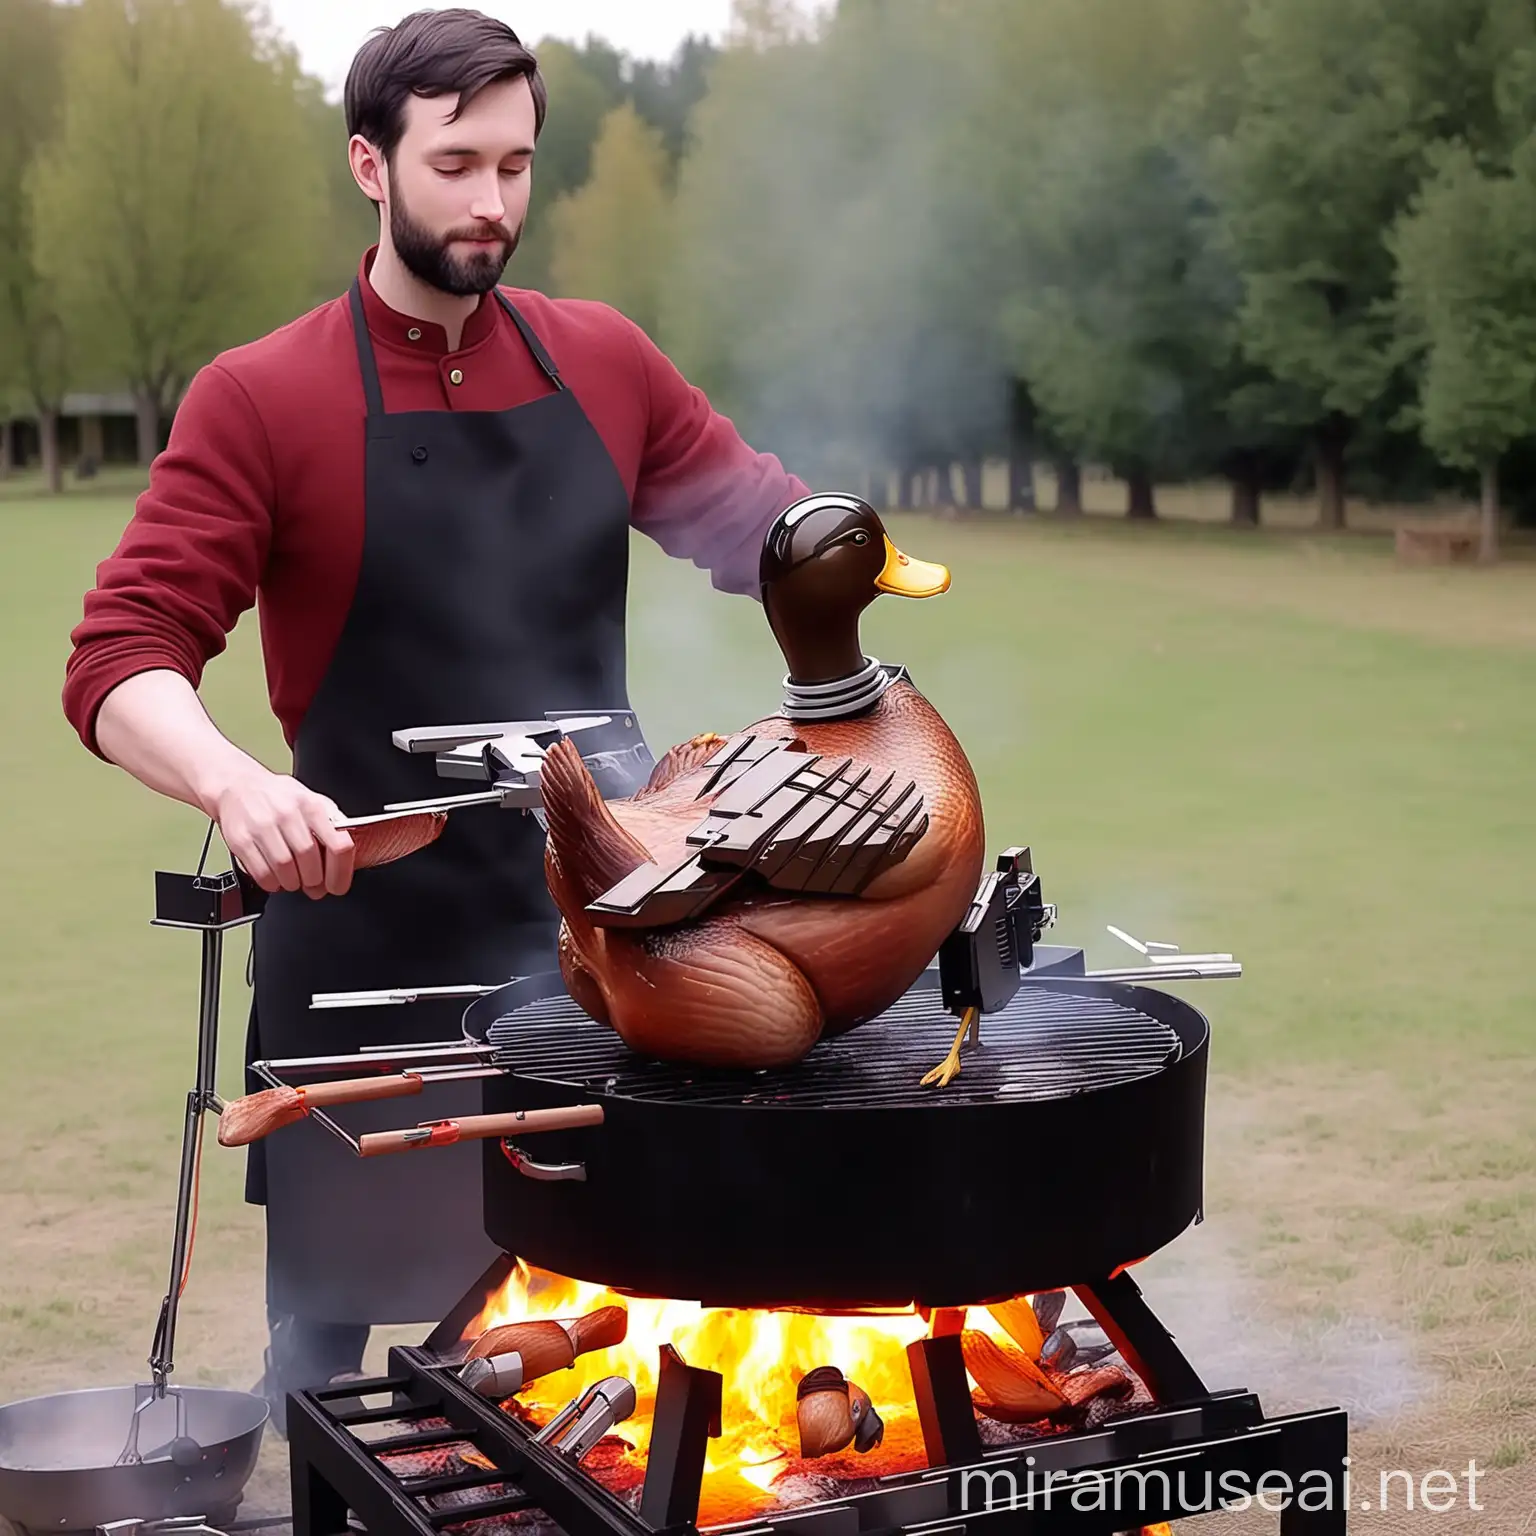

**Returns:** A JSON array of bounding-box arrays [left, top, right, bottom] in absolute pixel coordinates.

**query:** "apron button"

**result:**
[[411, 446, 428, 464]]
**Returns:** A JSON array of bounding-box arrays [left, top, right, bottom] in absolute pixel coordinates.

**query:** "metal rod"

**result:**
[[148, 925, 223, 1391], [256, 1042, 494, 1073], [310, 984, 502, 1010], [1025, 961, 1243, 985]]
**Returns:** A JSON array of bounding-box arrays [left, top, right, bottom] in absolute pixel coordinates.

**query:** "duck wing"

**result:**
[[586, 735, 928, 928], [539, 737, 653, 908]]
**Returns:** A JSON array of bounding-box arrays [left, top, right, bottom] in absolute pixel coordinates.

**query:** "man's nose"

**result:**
[[469, 174, 505, 224]]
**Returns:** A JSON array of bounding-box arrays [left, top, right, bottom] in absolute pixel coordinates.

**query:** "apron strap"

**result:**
[[347, 277, 565, 417], [495, 290, 566, 392], [348, 279, 387, 420]]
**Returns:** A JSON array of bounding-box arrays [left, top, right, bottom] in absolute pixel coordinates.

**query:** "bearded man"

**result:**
[[63, 8, 807, 1427]]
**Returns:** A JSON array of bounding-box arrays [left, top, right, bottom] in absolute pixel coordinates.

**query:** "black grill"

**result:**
[[474, 965, 1211, 1307], [483, 972, 1181, 1109]]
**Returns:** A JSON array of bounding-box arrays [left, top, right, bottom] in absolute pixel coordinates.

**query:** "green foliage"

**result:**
[[299, 82, 381, 306], [28, 0, 325, 414], [513, 35, 717, 295], [0, 0, 68, 414], [1393, 137, 1536, 471], [549, 104, 674, 335]]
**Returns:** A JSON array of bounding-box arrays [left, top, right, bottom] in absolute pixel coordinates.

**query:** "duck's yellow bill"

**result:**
[[876, 536, 951, 597]]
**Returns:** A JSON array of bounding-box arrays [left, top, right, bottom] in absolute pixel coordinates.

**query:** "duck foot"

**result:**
[[922, 1006, 979, 1087]]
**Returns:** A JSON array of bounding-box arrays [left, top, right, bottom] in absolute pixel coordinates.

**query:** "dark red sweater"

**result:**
[[63, 251, 808, 755]]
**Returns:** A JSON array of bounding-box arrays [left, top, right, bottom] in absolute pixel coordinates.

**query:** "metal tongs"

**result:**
[[532, 1377, 638, 1463], [117, 839, 267, 1465]]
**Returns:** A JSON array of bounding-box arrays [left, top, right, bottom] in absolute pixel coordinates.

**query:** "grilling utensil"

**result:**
[[0, 859, 270, 1533]]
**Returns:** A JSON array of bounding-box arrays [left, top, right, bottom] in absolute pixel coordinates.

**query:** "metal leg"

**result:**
[[289, 1432, 354, 1536], [1279, 1408, 1350, 1535], [1073, 1272, 1208, 1405], [905, 1333, 983, 1468], [639, 1343, 722, 1530], [421, 1251, 519, 1357], [148, 928, 224, 1389]]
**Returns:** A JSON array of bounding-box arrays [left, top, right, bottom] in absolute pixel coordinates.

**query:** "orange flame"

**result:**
[[468, 1261, 1024, 1525]]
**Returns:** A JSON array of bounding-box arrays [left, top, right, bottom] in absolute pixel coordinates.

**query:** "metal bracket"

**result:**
[[501, 1141, 587, 1182], [390, 709, 656, 808]]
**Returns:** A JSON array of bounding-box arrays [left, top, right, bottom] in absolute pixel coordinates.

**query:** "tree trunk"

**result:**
[[1007, 381, 1037, 512], [1125, 468, 1157, 519], [1053, 456, 1083, 516], [1229, 464, 1261, 526], [0, 419, 12, 479], [39, 409, 63, 494], [1008, 455, 1035, 513], [865, 468, 888, 510], [1314, 422, 1348, 530], [134, 390, 161, 465], [1479, 459, 1500, 564], [960, 459, 983, 512]]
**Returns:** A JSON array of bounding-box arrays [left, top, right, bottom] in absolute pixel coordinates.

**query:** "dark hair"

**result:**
[[345, 8, 548, 159]]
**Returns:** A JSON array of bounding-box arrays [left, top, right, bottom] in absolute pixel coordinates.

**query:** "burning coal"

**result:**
[[462, 1262, 1152, 1525]]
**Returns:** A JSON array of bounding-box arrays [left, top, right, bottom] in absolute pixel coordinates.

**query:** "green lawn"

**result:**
[[1, 473, 1532, 1523]]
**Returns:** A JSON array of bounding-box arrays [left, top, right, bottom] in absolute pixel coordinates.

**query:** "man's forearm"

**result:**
[[94, 669, 270, 815]]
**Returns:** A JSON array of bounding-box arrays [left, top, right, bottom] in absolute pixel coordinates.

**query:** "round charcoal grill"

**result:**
[[466, 963, 1209, 1310]]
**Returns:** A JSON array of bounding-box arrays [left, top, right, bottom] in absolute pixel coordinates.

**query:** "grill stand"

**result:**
[[286, 1280, 1349, 1536]]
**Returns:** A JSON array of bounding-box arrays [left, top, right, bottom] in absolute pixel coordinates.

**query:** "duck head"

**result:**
[[760, 493, 950, 688]]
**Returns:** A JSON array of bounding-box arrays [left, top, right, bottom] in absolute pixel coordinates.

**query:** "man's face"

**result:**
[[381, 75, 537, 296]]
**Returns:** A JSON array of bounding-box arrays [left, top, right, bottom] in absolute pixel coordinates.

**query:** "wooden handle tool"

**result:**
[[218, 1073, 426, 1147], [467, 1303, 629, 1373], [358, 1103, 605, 1157]]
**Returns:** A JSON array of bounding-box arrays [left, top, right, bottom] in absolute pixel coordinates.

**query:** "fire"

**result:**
[[467, 1260, 1024, 1525]]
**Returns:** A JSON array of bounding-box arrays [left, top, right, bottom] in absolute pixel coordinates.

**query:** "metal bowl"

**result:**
[[0, 1385, 267, 1533]]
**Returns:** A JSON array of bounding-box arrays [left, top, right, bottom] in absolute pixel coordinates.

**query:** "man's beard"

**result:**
[[390, 188, 522, 297]]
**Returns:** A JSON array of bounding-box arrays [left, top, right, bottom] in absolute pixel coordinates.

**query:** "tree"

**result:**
[[1393, 140, 1536, 561], [512, 39, 628, 294], [980, 0, 1279, 520], [29, 0, 325, 464], [0, 0, 68, 491], [299, 81, 382, 307], [549, 104, 674, 335], [661, 0, 1016, 487], [628, 36, 719, 165], [1219, 0, 1521, 528]]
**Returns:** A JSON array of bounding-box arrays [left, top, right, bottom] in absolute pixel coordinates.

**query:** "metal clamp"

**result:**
[[501, 1140, 587, 1182]]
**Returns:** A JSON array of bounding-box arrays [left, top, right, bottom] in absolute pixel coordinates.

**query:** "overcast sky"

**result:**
[[265, 1, 741, 93]]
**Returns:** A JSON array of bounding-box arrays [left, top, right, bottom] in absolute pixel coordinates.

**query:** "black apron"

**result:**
[[247, 281, 633, 1325]]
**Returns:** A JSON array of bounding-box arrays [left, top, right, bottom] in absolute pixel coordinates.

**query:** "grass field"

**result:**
[[1, 468, 1532, 1530]]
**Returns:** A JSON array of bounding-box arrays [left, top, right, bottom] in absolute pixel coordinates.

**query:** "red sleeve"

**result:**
[[62, 362, 275, 756], [624, 319, 810, 598]]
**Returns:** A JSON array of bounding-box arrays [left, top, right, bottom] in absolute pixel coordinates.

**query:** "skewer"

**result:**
[[256, 1042, 494, 1073], [1050, 961, 1242, 984], [310, 983, 503, 1009]]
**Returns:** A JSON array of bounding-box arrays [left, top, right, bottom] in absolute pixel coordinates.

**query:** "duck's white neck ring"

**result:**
[[780, 656, 892, 722]]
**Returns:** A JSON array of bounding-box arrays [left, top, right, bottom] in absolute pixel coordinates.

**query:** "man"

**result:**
[[63, 9, 807, 1425]]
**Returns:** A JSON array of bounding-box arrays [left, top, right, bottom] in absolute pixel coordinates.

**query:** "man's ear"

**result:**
[[348, 135, 388, 204]]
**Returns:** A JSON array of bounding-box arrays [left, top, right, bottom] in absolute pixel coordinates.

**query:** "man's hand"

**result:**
[[93, 671, 356, 900], [210, 767, 355, 898]]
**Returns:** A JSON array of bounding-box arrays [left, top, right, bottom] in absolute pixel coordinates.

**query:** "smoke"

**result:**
[[659, 0, 1016, 488], [658, 0, 1250, 492], [1119, 1221, 1428, 1426]]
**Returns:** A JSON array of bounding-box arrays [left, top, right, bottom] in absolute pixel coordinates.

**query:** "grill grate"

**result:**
[[484, 975, 1180, 1109]]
